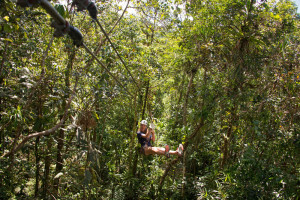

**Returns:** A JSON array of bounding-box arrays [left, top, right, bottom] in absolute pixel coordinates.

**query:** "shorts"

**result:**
[[140, 144, 151, 155]]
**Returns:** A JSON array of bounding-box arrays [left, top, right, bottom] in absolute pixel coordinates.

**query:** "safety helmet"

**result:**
[[140, 120, 147, 125]]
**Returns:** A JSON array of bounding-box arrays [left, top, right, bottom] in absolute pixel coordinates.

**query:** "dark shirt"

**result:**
[[137, 129, 152, 147]]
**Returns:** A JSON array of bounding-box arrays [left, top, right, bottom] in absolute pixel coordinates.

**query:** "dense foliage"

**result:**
[[1, 0, 299, 199]]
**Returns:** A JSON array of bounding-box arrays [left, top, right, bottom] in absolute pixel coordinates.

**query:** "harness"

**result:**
[[137, 128, 153, 154]]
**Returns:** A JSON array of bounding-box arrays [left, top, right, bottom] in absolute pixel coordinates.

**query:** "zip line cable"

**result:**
[[85, 0, 130, 70], [16, 0, 134, 98], [95, 18, 140, 90], [82, 43, 134, 98], [71, 0, 140, 90]]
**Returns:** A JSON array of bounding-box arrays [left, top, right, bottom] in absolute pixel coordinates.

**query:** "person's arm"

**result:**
[[140, 129, 151, 138], [140, 133, 147, 138], [138, 132, 148, 142], [141, 129, 150, 138]]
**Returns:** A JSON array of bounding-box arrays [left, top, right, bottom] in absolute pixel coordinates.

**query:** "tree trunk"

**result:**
[[0, 96, 3, 152], [159, 121, 204, 192], [221, 124, 232, 168], [221, 97, 237, 168], [35, 92, 44, 197], [181, 150, 187, 198], [130, 90, 139, 176], [53, 126, 64, 192], [172, 72, 186, 141], [35, 136, 40, 197], [182, 68, 202, 197], [92, 129, 96, 143], [53, 48, 75, 193], [183, 69, 197, 126], [53, 107, 66, 192], [0, 41, 8, 152], [173, 72, 186, 126], [42, 136, 52, 199]]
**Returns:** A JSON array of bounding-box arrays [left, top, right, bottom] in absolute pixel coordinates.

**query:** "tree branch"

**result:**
[[158, 120, 204, 190], [2, 76, 79, 158], [158, 157, 179, 191], [1, 35, 55, 159]]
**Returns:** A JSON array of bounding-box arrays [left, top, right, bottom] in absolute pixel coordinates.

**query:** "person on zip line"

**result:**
[[137, 120, 184, 157]]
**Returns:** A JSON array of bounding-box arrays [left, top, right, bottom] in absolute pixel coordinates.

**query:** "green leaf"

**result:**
[[3, 24, 12, 33], [55, 5, 66, 18], [4, 16, 9, 21], [2, 38, 13, 42]]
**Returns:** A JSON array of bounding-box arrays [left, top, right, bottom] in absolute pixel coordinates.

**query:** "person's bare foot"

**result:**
[[177, 144, 184, 156], [165, 145, 170, 158]]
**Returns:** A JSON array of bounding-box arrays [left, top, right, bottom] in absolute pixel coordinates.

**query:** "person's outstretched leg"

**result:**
[[144, 146, 180, 156], [144, 147, 165, 155], [169, 150, 178, 155]]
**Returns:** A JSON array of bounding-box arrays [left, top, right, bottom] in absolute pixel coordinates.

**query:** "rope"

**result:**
[[16, 0, 134, 98], [95, 19, 140, 91], [71, 0, 139, 90], [147, 88, 155, 128], [82, 43, 134, 98], [84, 0, 130, 69]]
